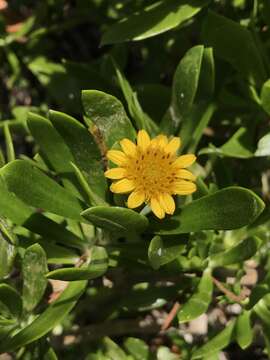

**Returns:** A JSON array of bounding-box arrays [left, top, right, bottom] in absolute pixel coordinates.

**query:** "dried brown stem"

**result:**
[[161, 302, 181, 331], [211, 276, 248, 303]]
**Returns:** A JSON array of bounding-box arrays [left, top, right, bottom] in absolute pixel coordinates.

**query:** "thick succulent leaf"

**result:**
[[157, 346, 179, 360], [219, 127, 254, 158], [81, 206, 149, 234], [123, 337, 150, 360], [191, 320, 236, 359], [82, 90, 136, 147], [19, 237, 80, 265], [209, 236, 261, 268], [162, 45, 204, 134], [261, 79, 270, 115], [49, 110, 107, 202], [0, 160, 84, 220], [101, 0, 210, 44], [46, 246, 108, 281], [0, 284, 22, 319], [0, 280, 87, 352], [114, 63, 159, 135], [235, 311, 253, 350], [27, 112, 86, 202], [253, 294, 270, 326], [102, 337, 127, 360], [199, 127, 254, 158], [202, 11, 266, 87], [0, 177, 84, 249], [0, 219, 17, 279], [27, 112, 74, 173], [4, 124, 15, 162], [151, 187, 265, 235], [148, 235, 186, 270], [22, 244, 48, 312], [255, 133, 270, 156], [187, 102, 216, 153], [178, 269, 213, 323]]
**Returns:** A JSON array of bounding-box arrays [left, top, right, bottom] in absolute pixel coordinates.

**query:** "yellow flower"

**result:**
[[104, 130, 197, 219]]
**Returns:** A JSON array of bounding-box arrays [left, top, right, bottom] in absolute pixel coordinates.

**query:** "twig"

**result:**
[[161, 302, 181, 331], [211, 276, 248, 303]]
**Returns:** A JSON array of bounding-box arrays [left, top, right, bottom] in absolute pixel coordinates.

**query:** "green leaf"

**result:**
[[102, 337, 127, 360], [255, 133, 270, 156], [162, 45, 204, 135], [178, 269, 213, 323], [261, 79, 270, 115], [0, 280, 87, 352], [101, 0, 210, 44], [235, 311, 253, 349], [22, 244, 48, 312], [81, 206, 149, 234], [49, 110, 107, 201], [27, 112, 74, 173], [0, 217, 17, 245], [124, 337, 150, 360], [0, 284, 22, 318], [157, 346, 179, 360], [20, 238, 80, 265], [253, 294, 270, 326], [0, 160, 84, 220], [27, 112, 86, 202], [0, 177, 84, 249], [195, 47, 215, 102], [202, 11, 267, 87], [247, 283, 269, 310], [165, 46, 215, 149], [114, 62, 159, 135], [181, 102, 216, 152], [0, 219, 17, 279], [70, 161, 107, 206], [150, 187, 265, 235], [46, 246, 108, 281], [209, 236, 261, 268], [220, 127, 254, 158], [191, 320, 236, 359], [4, 124, 15, 162], [82, 90, 135, 148], [199, 127, 254, 158], [148, 235, 186, 270]]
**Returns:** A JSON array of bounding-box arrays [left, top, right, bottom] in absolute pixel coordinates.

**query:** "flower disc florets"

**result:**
[[104, 130, 197, 219]]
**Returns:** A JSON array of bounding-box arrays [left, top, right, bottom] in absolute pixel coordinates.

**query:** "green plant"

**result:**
[[1, 0, 270, 359]]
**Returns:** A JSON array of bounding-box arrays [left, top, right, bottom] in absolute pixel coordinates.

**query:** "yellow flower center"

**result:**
[[126, 148, 176, 200]]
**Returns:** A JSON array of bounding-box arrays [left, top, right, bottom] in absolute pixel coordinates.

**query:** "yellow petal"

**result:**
[[176, 169, 196, 181], [165, 137, 181, 155], [107, 150, 128, 166], [173, 154, 196, 168], [159, 193, 175, 215], [120, 138, 137, 157], [150, 197, 165, 219], [137, 130, 151, 151], [127, 191, 145, 208], [155, 134, 168, 148], [173, 180, 197, 195], [104, 168, 126, 179], [110, 179, 135, 193]]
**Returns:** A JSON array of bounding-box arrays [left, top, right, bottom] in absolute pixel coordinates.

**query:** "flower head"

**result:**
[[104, 130, 197, 219]]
